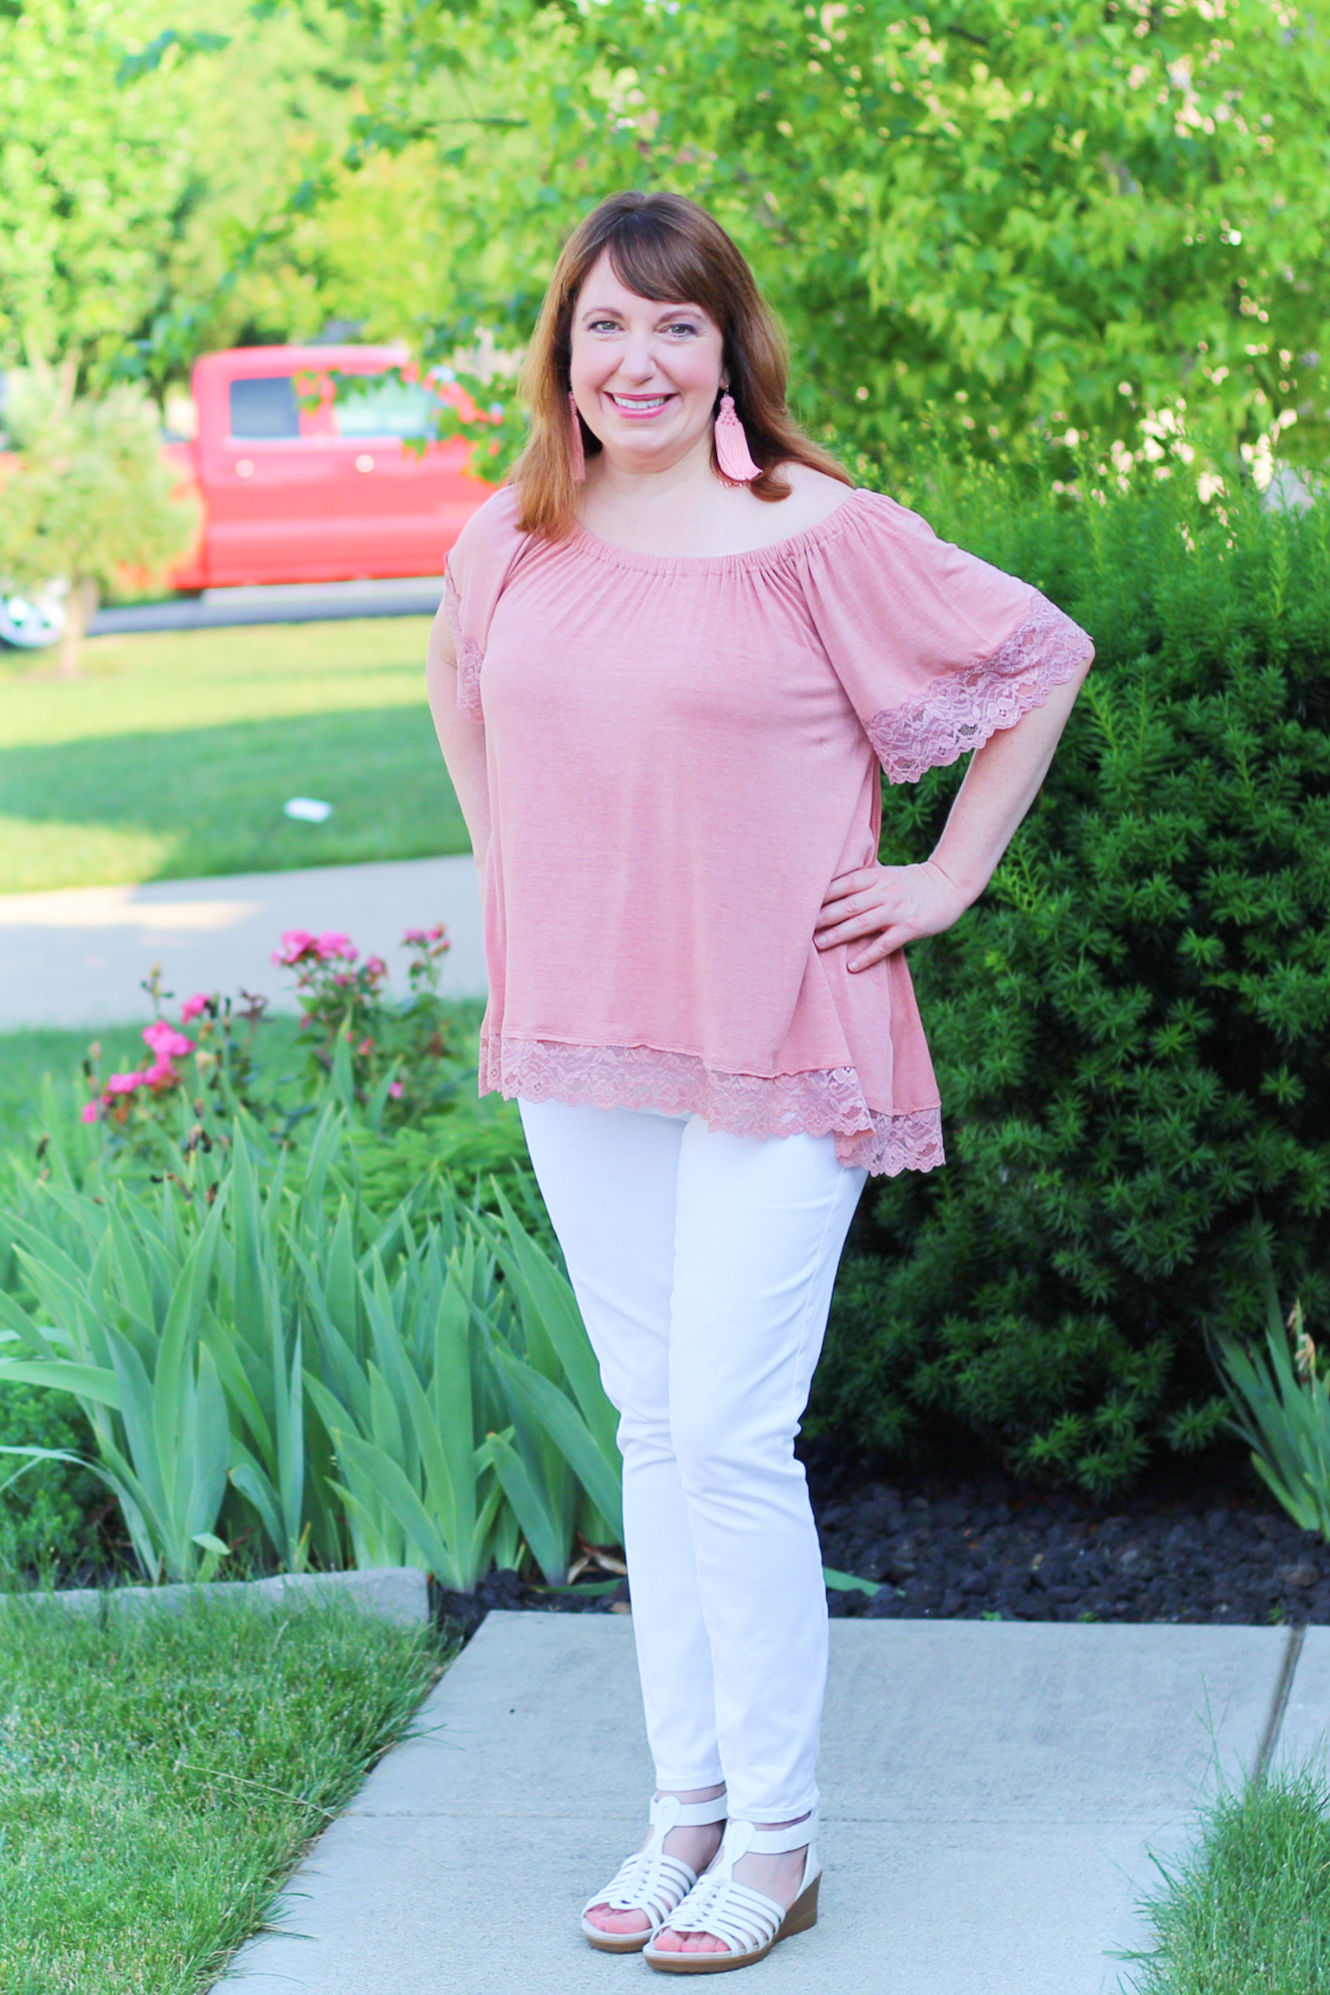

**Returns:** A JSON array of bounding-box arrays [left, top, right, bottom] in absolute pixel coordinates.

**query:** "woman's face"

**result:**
[[568, 249, 726, 476]]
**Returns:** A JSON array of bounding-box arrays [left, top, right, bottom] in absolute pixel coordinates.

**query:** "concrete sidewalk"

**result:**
[[0, 854, 486, 1029], [214, 1611, 1330, 1995]]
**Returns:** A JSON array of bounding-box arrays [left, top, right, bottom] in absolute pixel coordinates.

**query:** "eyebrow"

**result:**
[[578, 302, 707, 320]]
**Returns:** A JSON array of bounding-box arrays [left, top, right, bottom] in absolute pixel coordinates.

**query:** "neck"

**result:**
[[585, 433, 717, 509]]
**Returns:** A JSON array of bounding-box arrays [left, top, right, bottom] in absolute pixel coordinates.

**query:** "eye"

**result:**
[[664, 321, 702, 338], [586, 317, 621, 333]]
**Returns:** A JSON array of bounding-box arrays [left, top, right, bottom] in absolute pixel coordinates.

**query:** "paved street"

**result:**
[[0, 854, 485, 1029], [88, 575, 446, 636]]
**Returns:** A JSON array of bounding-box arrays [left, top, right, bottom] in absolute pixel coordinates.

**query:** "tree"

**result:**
[[0, 373, 198, 674], [317, 0, 1330, 471], [0, 1, 380, 389]]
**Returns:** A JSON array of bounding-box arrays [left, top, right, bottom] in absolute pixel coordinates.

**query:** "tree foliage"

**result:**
[[0, 1, 379, 386], [320, 0, 1330, 469], [0, 372, 198, 671]]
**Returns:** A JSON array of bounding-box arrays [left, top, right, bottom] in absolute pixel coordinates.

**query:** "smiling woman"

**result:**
[[425, 188, 1093, 1972], [510, 189, 849, 543]]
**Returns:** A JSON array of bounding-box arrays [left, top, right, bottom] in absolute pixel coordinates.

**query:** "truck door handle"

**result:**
[[354, 454, 375, 472]]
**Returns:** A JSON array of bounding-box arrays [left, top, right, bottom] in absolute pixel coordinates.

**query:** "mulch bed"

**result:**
[[434, 1442, 1330, 1635], [807, 1444, 1330, 1626], [30, 1444, 1330, 1636]]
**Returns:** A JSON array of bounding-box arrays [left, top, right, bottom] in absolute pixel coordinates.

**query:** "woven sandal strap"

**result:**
[[724, 1812, 818, 1857], [667, 1875, 787, 1950], [582, 1849, 698, 1924]]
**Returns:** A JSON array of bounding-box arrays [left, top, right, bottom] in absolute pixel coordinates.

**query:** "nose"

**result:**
[[615, 331, 660, 384]]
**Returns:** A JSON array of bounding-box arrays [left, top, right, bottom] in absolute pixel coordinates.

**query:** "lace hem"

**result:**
[[481, 1033, 945, 1177], [442, 568, 484, 721], [865, 594, 1092, 784]]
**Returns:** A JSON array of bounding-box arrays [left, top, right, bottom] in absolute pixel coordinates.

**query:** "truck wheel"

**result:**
[[0, 586, 68, 650]]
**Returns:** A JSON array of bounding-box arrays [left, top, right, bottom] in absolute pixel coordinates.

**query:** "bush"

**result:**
[[809, 453, 1330, 1495], [0, 1380, 104, 1575]]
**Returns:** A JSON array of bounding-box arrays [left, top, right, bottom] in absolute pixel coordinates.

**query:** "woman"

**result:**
[[427, 189, 1093, 1974]]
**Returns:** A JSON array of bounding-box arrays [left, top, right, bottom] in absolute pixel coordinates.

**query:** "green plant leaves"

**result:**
[[0, 1113, 620, 1593]]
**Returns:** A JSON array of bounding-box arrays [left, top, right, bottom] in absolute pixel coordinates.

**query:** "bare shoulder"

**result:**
[[768, 461, 857, 533]]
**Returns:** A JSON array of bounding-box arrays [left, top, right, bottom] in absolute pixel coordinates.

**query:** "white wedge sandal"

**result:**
[[643, 1813, 821, 1974], [580, 1791, 729, 1954]]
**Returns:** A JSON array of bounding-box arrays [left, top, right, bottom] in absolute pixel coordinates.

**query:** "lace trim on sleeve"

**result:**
[[481, 1033, 945, 1178], [864, 594, 1092, 785], [443, 567, 484, 721]]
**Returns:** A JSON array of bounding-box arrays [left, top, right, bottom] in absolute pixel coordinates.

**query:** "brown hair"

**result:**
[[511, 190, 851, 539]]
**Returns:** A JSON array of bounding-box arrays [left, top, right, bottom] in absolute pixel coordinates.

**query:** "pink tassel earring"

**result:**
[[567, 390, 587, 482], [714, 392, 761, 484]]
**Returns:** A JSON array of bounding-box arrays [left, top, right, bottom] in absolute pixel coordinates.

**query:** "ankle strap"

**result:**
[[650, 1791, 728, 1829], [724, 1811, 818, 1856]]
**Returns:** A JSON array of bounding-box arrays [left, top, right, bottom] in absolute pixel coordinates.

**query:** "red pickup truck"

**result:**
[[163, 343, 494, 590]]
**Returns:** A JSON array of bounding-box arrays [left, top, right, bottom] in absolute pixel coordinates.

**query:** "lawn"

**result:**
[[0, 1591, 453, 1995], [0, 617, 470, 893], [1116, 1756, 1330, 1991]]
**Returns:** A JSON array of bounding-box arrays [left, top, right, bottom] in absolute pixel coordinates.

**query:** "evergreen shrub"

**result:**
[[809, 458, 1330, 1494], [0, 1381, 103, 1574]]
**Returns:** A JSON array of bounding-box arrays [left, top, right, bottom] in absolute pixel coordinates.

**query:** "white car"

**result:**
[[0, 582, 67, 649]]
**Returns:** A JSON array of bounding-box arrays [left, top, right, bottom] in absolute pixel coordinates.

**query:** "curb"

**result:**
[[0, 1566, 429, 1629]]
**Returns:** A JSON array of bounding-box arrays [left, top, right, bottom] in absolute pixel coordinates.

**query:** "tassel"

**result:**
[[568, 390, 587, 482], [714, 393, 761, 484]]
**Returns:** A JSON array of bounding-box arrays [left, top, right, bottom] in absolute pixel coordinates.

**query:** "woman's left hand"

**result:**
[[813, 860, 971, 972]]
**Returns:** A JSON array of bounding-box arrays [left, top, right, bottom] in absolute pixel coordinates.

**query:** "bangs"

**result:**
[[600, 216, 730, 321]]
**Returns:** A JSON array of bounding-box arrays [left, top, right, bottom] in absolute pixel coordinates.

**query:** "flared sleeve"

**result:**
[[441, 485, 528, 720], [800, 490, 1094, 784]]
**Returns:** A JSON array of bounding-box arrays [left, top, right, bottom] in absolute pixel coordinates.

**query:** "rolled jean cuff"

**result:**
[[653, 1766, 727, 1793]]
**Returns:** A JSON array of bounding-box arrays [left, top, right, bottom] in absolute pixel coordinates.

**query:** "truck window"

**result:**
[[331, 373, 438, 440], [229, 375, 300, 439]]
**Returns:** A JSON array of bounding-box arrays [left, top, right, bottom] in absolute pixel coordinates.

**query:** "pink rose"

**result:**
[[81, 1101, 102, 1124], [274, 929, 317, 965], [388, 1080, 404, 1099], [315, 932, 356, 960], [365, 954, 387, 979], [144, 1059, 180, 1090], [104, 1070, 147, 1097], [402, 927, 428, 945], [142, 1021, 194, 1059], [180, 993, 209, 1023]]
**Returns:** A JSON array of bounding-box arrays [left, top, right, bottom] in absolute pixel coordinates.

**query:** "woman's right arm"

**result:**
[[425, 600, 491, 868]]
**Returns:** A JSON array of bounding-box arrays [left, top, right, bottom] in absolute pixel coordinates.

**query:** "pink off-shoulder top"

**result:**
[[443, 483, 1092, 1174]]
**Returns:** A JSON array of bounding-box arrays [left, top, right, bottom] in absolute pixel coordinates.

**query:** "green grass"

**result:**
[[1116, 1757, 1330, 1992], [0, 1591, 453, 1995], [0, 618, 470, 892]]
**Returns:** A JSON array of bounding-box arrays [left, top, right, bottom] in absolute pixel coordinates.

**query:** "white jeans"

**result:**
[[516, 1097, 867, 1822]]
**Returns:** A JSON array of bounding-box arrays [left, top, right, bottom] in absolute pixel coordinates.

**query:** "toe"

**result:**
[[653, 1927, 684, 1952], [587, 1905, 648, 1935]]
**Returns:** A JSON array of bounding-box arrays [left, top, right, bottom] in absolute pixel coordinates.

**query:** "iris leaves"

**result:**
[[0, 1108, 620, 1587]]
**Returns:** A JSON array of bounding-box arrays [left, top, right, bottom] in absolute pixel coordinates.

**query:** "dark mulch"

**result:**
[[431, 1442, 1330, 1636], [22, 1442, 1329, 1637], [812, 1440, 1330, 1627]]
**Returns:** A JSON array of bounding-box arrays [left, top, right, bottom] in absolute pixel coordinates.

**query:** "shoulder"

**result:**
[[447, 483, 527, 577], [769, 461, 857, 535], [774, 466, 940, 552]]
